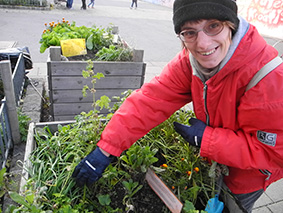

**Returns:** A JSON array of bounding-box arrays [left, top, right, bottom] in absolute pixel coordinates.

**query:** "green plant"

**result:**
[[39, 18, 114, 54], [0, 168, 7, 198], [95, 45, 133, 61], [120, 144, 158, 173], [82, 59, 111, 115], [122, 179, 143, 207], [183, 200, 207, 213], [17, 109, 31, 142]]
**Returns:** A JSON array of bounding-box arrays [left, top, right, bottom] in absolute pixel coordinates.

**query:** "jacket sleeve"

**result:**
[[97, 50, 193, 156], [200, 65, 283, 170]]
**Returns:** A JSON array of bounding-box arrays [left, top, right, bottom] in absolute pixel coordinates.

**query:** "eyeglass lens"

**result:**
[[179, 21, 224, 43]]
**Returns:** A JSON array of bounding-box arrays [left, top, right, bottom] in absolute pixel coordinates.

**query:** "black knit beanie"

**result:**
[[173, 0, 239, 34]]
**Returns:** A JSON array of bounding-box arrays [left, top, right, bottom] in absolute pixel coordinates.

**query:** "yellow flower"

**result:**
[[161, 164, 168, 168], [194, 167, 199, 173], [172, 186, 175, 190], [186, 171, 191, 176]]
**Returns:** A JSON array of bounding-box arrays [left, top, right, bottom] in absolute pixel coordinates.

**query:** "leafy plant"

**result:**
[[39, 18, 114, 54], [95, 45, 133, 61], [120, 145, 158, 173], [18, 108, 31, 142], [122, 179, 143, 207]]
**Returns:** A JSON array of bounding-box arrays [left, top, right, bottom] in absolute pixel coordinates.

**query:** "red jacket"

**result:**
[[97, 24, 283, 194]]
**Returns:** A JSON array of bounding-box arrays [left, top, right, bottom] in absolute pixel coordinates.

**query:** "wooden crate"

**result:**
[[47, 46, 146, 121]]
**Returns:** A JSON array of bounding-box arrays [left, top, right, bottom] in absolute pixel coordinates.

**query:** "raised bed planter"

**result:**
[[20, 121, 244, 212], [47, 46, 146, 121], [20, 121, 183, 212]]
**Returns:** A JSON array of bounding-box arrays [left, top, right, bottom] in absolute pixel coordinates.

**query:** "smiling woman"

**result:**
[[179, 19, 232, 69]]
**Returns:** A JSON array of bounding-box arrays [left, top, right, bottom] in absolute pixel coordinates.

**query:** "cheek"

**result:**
[[183, 42, 194, 53]]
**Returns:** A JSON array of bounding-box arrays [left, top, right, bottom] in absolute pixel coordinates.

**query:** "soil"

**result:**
[[109, 175, 170, 213]]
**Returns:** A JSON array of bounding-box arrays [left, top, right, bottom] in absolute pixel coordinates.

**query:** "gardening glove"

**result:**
[[173, 118, 207, 147], [72, 147, 112, 187]]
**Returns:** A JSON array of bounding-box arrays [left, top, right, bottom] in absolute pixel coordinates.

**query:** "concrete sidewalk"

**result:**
[[1, 0, 283, 212]]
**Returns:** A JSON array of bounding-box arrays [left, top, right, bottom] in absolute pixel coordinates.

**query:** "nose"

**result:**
[[195, 30, 212, 49]]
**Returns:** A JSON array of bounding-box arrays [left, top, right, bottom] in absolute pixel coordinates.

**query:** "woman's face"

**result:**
[[181, 20, 232, 69]]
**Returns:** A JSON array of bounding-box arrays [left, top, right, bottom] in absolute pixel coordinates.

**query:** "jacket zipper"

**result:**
[[259, 169, 272, 181], [203, 84, 210, 125], [203, 82, 272, 181]]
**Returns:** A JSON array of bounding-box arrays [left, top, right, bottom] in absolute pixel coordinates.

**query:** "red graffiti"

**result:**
[[247, 0, 283, 26]]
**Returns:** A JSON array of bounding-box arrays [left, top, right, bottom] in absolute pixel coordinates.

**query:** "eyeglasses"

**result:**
[[178, 20, 225, 43]]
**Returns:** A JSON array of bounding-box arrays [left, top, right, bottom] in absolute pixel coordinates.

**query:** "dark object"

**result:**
[[173, 118, 206, 147], [72, 147, 112, 187], [172, 0, 239, 35], [81, 0, 86, 9], [0, 47, 33, 70]]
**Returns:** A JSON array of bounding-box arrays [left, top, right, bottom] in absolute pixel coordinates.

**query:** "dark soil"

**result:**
[[109, 176, 170, 213]]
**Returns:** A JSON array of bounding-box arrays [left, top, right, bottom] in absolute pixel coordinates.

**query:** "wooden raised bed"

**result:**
[[47, 46, 146, 121], [21, 121, 183, 212]]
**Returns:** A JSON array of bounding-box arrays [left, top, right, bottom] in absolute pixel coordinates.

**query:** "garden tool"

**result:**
[[205, 174, 224, 213]]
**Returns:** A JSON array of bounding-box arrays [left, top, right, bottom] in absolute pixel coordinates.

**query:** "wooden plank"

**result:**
[[51, 115, 78, 121], [145, 168, 183, 213], [52, 102, 114, 116], [48, 61, 146, 76], [50, 76, 143, 89], [51, 89, 129, 103]]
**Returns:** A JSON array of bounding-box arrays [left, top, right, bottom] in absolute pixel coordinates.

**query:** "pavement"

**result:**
[[0, 0, 283, 212]]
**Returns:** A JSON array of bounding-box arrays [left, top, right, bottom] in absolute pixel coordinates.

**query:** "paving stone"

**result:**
[[253, 206, 272, 213], [254, 192, 273, 208], [265, 179, 283, 203], [267, 201, 283, 213]]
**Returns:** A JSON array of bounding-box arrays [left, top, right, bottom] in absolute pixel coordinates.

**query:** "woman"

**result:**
[[72, 0, 283, 212]]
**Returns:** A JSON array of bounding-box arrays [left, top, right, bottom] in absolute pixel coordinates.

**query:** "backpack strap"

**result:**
[[245, 56, 283, 92]]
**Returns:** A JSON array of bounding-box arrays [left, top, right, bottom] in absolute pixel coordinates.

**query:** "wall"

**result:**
[[236, 0, 283, 39]]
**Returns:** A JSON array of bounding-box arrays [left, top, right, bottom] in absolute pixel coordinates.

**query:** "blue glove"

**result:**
[[173, 118, 207, 147], [72, 147, 112, 187]]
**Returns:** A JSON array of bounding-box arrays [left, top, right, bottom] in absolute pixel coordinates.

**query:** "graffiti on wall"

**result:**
[[246, 0, 283, 26], [238, 0, 283, 39]]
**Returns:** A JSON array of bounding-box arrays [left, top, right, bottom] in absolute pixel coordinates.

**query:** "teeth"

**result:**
[[201, 49, 216, 56]]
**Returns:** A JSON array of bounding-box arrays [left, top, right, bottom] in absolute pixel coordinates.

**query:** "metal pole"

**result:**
[[0, 60, 21, 145]]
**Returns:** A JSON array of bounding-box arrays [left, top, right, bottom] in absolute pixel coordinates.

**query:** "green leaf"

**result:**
[[39, 44, 48, 53], [82, 70, 90, 78], [183, 200, 196, 212], [9, 191, 31, 208], [25, 193, 35, 204], [93, 72, 105, 79], [97, 194, 111, 206], [96, 95, 110, 110], [86, 34, 94, 50], [0, 167, 6, 185]]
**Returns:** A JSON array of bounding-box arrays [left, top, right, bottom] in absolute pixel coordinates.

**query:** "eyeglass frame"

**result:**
[[177, 20, 225, 43]]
